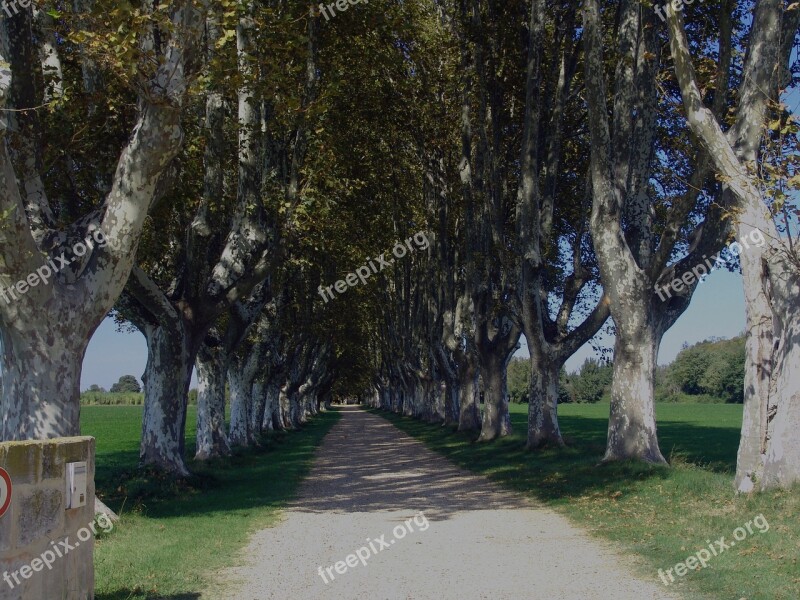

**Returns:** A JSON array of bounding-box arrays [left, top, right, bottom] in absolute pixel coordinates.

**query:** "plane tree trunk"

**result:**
[[228, 353, 259, 447], [139, 320, 195, 477], [476, 317, 520, 442], [514, 1, 611, 450], [119, 0, 321, 474], [119, 267, 205, 476], [667, 3, 800, 489], [195, 344, 231, 460], [584, 0, 731, 464], [0, 2, 206, 441]]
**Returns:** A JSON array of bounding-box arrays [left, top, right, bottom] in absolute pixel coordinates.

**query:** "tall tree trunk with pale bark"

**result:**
[[195, 344, 231, 460], [583, 0, 729, 464], [667, 1, 800, 489], [526, 353, 563, 448], [515, 1, 610, 450], [457, 359, 481, 432], [0, 2, 207, 442], [476, 317, 520, 442], [139, 321, 195, 477]]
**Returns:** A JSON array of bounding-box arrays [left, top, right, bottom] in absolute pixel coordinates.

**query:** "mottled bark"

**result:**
[[526, 356, 563, 448], [603, 321, 665, 463], [430, 381, 447, 424], [0, 1, 207, 442], [34, 8, 63, 100], [262, 382, 282, 431], [583, 0, 703, 465], [118, 266, 203, 475], [227, 336, 265, 447], [435, 346, 460, 426], [761, 313, 800, 488], [667, 1, 800, 489], [734, 223, 778, 490], [457, 362, 481, 432], [477, 351, 512, 442], [251, 382, 267, 435], [139, 322, 193, 477], [475, 314, 520, 441], [228, 364, 255, 446], [284, 386, 303, 429], [517, 30, 609, 451], [272, 387, 286, 429], [0, 328, 84, 439], [194, 345, 230, 460]]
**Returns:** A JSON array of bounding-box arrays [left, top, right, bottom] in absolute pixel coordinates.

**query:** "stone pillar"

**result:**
[[0, 437, 96, 600]]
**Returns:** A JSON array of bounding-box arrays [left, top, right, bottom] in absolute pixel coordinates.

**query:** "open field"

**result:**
[[81, 406, 340, 600], [373, 403, 800, 600]]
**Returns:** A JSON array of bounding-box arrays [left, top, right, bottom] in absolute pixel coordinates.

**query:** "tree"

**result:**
[[669, 345, 713, 395], [0, 1, 208, 441], [570, 359, 613, 404], [667, 0, 800, 489], [116, 0, 322, 474], [583, 0, 731, 464], [507, 358, 529, 404], [665, 337, 745, 403], [110, 375, 141, 394], [514, 0, 610, 449]]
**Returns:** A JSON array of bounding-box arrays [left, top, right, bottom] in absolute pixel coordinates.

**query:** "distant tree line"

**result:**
[[508, 335, 745, 405], [81, 377, 201, 407], [658, 337, 745, 404]]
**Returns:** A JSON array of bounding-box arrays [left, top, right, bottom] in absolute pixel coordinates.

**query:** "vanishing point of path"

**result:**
[[221, 406, 681, 600]]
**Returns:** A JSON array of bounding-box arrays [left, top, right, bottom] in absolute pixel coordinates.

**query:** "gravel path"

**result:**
[[219, 406, 681, 600]]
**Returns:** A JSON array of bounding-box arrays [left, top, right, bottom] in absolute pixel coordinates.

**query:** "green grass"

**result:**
[[80, 405, 339, 600], [372, 403, 800, 600]]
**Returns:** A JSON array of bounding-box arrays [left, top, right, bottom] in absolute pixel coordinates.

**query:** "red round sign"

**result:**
[[0, 467, 11, 518]]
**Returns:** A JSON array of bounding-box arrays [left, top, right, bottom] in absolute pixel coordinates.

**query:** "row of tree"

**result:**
[[0, 0, 798, 492], [361, 0, 800, 494]]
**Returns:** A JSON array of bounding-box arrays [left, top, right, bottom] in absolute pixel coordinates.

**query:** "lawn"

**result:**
[[81, 405, 340, 600], [373, 402, 800, 600]]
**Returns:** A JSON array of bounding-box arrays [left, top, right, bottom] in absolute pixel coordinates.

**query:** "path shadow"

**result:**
[[293, 407, 532, 519]]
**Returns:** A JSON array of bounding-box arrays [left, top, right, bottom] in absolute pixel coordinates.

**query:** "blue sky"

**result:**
[[81, 266, 746, 390], [516, 266, 746, 372]]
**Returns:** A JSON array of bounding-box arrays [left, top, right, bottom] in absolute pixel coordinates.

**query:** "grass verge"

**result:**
[[81, 405, 340, 600], [371, 403, 799, 600]]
